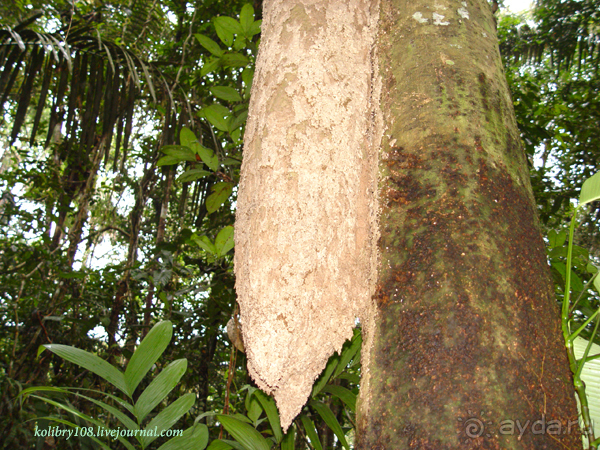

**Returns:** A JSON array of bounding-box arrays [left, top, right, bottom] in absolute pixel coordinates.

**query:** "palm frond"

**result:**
[[0, 14, 168, 168]]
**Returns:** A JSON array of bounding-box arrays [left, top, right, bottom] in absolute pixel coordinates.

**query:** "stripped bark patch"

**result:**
[[234, 0, 382, 430]]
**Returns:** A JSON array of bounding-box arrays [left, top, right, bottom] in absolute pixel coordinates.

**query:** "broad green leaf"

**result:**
[[204, 104, 231, 132], [42, 344, 128, 396], [221, 52, 250, 68], [333, 331, 362, 379], [142, 393, 196, 447], [222, 157, 242, 166], [125, 320, 172, 395], [195, 34, 224, 57], [215, 16, 243, 36], [310, 400, 349, 450], [201, 57, 221, 77], [215, 226, 235, 257], [76, 393, 138, 431], [178, 169, 212, 183], [210, 86, 242, 103], [214, 17, 237, 47], [217, 415, 270, 450], [248, 20, 262, 36], [312, 354, 339, 397], [594, 275, 600, 294], [239, 4, 255, 34], [246, 395, 263, 423], [552, 261, 584, 292], [230, 110, 248, 131], [207, 440, 234, 450], [193, 143, 219, 171], [135, 359, 188, 422], [180, 127, 198, 148], [206, 182, 234, 214], [241, 68, 254, 91], [253, 390, 283, 443], [156, 424, 209, 450], [580, 171, 600, 205], [233, 36, 248, 51], [193, 235, 216, 254], [157, 155, 181, 167], [281, 426, 295, 450], [548, 230, 567, 249], [221, 440, 246, 450], [336, 372, 360, 384], [300, 415, 323, 450], [320, 385, 357, 412], [161, 145, 197, 162]]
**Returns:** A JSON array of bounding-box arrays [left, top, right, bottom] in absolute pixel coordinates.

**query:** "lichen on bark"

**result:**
[[356, 0, 580, 448]]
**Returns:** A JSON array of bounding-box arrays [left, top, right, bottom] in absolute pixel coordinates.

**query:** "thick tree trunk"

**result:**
[[356, 0, 580, 448]]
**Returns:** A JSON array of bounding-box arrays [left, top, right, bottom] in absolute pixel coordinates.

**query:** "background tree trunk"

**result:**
[[356, 0, 580, 448]]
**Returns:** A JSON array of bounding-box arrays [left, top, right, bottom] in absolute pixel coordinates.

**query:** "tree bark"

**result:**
[[356, 0, 580, 448]]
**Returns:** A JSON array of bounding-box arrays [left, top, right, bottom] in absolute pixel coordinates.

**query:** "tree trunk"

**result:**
[[356, 0, 580, 448]]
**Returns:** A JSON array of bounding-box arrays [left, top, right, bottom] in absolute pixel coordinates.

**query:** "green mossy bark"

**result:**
[[356, 0, 581, 448]]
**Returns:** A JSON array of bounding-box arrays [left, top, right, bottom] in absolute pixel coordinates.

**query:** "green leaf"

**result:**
[[548, 230, 567, 249], [220, 52, 250, 68], [300, 415, 323, 450], [158, 156, 182, 167], [204, 104, 231, 132], [125, 320, 172, 395], [214, 17, 240, 47], [312, 354, 339, 397], [215, 226, 235, 257], [333, 331, 362, 379], [207, 440, 235, 450], [42, 344, 128, 396], [135, 359, 188, 422], [194, 144, 219, 171], [216, 17, 243, 36], [246, 395, 263, 423], [195, 34, 224, 57], [594, 275, 600, 294], [310, 400, 349, 450], [281, 426, 295, 450], [239, 4, 255, 34], [552, 261, 584, 292], [142, 393, 196, 447], [230, 110, 248, 132], [217, 415, 271, 450], [253, 390, 283, 443], [193, 235, 216, 254], [210, 86, 242, 103], [178, 169, 212, 183], [156, 424, 209, 450], [241, 68, 254, 91], [75, 392, 138, 431], [180, 127, 198, 148], [248, 20, 262, 37], [206, 182, 234, 214], [320, 385, 357, 412], [161, 145, 197, 162], [201, 57, 221, 77], [580, 172, 600, 205]]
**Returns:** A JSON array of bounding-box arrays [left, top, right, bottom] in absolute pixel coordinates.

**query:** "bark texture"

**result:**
[[234, 0, 381, 430], [357, 0, 581, 448]]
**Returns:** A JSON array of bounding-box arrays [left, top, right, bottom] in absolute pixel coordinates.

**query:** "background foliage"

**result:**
[[0, 0, 599, 448]]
